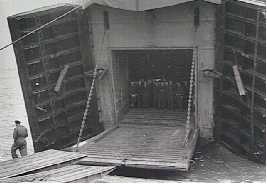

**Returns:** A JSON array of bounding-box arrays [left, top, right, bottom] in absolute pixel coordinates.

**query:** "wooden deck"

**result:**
[[92, 175, 176, 183], [0, 165, 115, 183], [78, 109, 198, 171], [0, 149, 86, 179], [120, 108, 187, 127]]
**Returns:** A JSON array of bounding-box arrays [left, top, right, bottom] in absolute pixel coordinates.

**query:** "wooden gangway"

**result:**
[[0, 150, 115, 183], [78, 109, 198, 171], [0, 149, 86, 179]]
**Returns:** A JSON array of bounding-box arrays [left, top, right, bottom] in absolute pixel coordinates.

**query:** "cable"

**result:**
[[0, 5, 81, 52], [75, 66, 98, 151], [75, 30, 107, 151]]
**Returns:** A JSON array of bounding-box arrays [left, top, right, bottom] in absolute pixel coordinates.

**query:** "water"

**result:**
[[0, 68, 34, 161]]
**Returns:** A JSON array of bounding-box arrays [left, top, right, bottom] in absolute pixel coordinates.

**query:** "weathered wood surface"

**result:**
[[92, 175, 176, 183], [78, 110, 198, 171], [0, 165, 115, 183], [121, 109, 187, 127], [0, 149, 86, 179], [76, 126, 119, 152]]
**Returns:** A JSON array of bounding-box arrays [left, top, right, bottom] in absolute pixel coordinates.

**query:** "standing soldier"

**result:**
[[164, 81, 169, 109], [142, 79, 153, 108], [153, 79, 161, 109], [152, 80, 158, 108], [157, 81, 163, 109], [142, 80, 148, 108], [137, 79, 144, 108], [129, 81, 138, 108], [174, 82, 184, 110], [147, 79, 153, 107], [11, 120, 28, 159], [158, 80, 167, 109], [167, 81, 174, 110]]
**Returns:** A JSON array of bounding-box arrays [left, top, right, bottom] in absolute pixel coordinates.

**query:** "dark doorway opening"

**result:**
[[127, 49, 193, 110]]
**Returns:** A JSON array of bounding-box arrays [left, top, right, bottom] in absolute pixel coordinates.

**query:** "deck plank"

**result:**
[[92, 175, 176, 183], [121, 109, 187, 127], [0, 149, 86, 179], [0, 165, 115, 183]]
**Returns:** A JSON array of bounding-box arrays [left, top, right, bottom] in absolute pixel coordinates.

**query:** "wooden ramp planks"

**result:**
[[79, 123, 196, 171], [121, 108, 187, 127], [0, 165, 115, 183], [0, 149, 86, 179], [92, 175, 176, 183]]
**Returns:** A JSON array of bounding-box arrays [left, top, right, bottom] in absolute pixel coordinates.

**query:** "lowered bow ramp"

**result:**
[[0, 149, 115, 182], [78, 109, 198, 171]]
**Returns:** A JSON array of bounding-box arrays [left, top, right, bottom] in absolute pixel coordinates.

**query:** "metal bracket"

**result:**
[[54, 65, 70, 92], [96, 67, 108, 80], [202, 68, 222, 79], [84, 67, 108, 80]]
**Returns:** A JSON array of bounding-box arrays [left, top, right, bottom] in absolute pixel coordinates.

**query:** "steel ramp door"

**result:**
[[79, 110, 198, 171]]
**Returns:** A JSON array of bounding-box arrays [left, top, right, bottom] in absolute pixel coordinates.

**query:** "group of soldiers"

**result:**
[[129, 79, 188, 110]]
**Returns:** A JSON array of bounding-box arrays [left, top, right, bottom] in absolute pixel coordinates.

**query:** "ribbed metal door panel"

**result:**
[[215, 0, 265, 162], [7, 4, 103, 152]]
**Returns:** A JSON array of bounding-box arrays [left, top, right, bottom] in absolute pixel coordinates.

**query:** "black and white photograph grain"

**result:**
[[0, 0, 265, 183]]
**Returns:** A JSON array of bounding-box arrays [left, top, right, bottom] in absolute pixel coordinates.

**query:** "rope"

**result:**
[[75, 66, 98, 151], [0, 5, 81, 51], [184, 58, 195, 146]]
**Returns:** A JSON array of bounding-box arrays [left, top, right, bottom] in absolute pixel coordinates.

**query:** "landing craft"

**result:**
[[7, 0, 266, 172]]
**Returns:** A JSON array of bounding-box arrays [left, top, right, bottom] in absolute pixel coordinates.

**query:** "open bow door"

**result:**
[[8, 4, 103, 152]]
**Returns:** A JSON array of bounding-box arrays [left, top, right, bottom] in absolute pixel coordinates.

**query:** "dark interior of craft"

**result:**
[[129, 50, 192, 110], [113, 49, 193, 116]]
